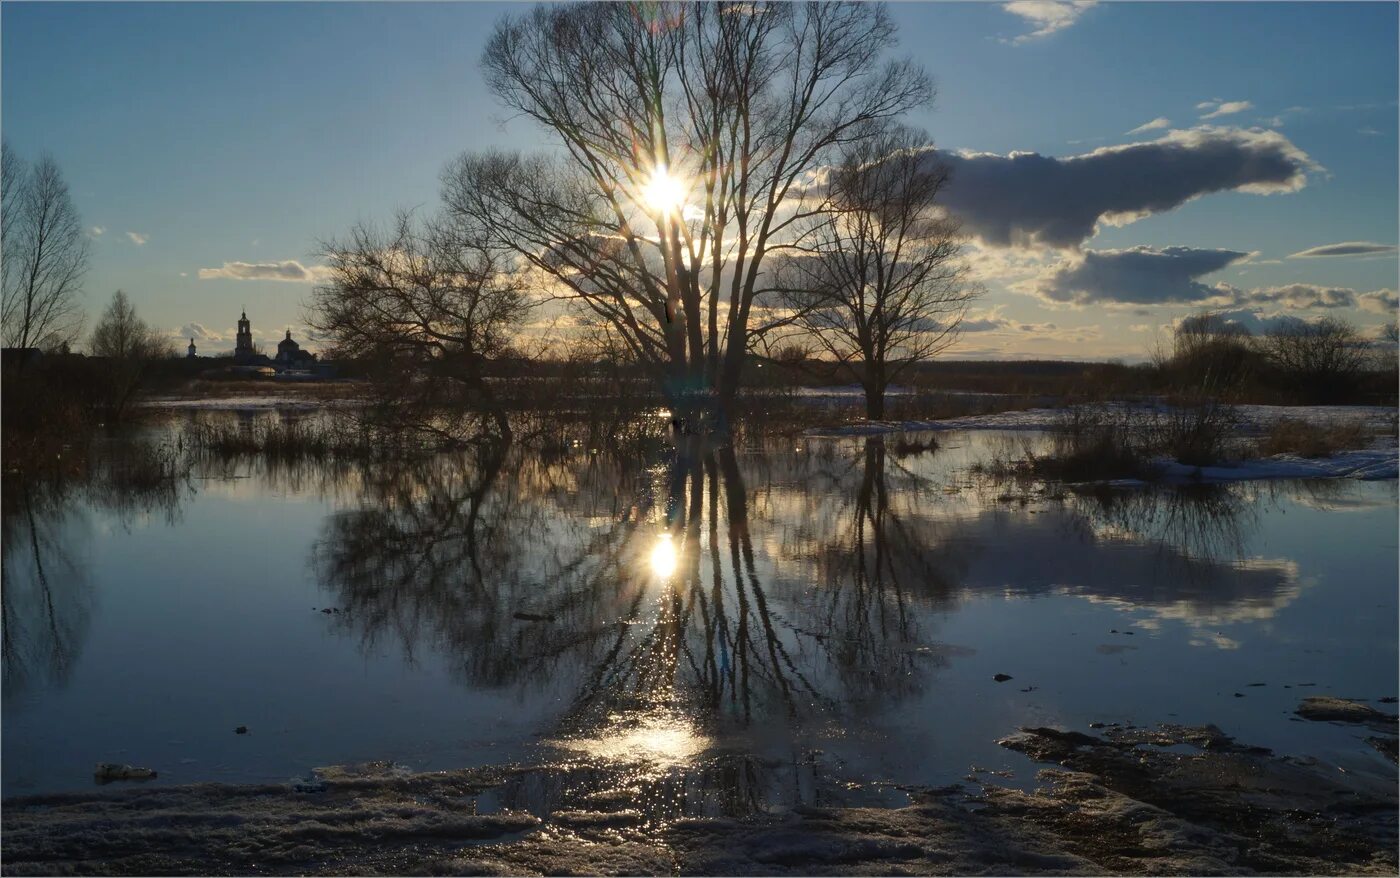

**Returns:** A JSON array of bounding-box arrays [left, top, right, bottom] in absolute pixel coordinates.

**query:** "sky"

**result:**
[[3, 1, 1397, 361]]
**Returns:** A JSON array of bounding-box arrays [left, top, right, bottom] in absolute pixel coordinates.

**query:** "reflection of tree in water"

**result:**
[[314, 438, 875, 719], [1073, 483, 1258, 569], [314, 435, 943, 816], [312, 434, 1314, 815], [1, 479, 91, 695], [313, 443, 649, 685], [780, 439, 965, 703], [2, 434, 193, 697]]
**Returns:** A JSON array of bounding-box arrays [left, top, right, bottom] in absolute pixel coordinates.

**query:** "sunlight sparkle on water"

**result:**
[[557, 710, 708, 773]]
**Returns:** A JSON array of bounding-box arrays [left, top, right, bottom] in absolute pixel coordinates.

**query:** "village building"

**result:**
[[274, 329, 316, 368]]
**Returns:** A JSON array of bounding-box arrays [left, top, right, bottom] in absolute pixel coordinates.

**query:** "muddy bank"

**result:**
[[4, 722, 1395, 876]]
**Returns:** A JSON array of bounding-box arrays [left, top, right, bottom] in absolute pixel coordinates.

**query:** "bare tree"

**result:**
[[1, 146, 89, 353], [1157, 311, 1257, 396], [309, 210, 529, 442], [1372, 321, 1400, 377], [445, 2, 931, 429], [90, 290, 167, 360], [776, 125, 975, 419], [90, 290, 171, 419], [1, 143, 24, 263], [1258, 316, 1368, 403]]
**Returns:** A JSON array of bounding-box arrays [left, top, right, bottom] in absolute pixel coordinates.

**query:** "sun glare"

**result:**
[[649, 533, 678, 578], [553, 708, 708, 775], [642, 164, 686, 214]]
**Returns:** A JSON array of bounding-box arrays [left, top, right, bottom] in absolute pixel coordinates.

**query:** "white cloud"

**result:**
[[198, 260, 333, 283], [1238, 283, 1362, 310], [90, 225, 106, 237], [1359, 289, 1398, 315], [1177, 309, 1316, 336], [1001, 0, 1096, 44], [1125, 117, 1171, 135], [178, 322, 225, 342], [1287, 241, 1398, 259], [1198, 99, 1253, 120], [126, 231, 148, 245]]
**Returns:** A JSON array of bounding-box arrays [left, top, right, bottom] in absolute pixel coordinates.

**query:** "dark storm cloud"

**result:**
[[933, 127, 1315, 249], [1030, 246, 1250, 305]]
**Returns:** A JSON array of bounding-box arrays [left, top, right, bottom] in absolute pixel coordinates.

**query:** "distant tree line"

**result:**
[[1156, 312, 1394, 405]]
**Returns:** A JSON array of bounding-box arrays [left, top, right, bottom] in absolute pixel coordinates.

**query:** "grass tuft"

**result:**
[[1256, 418, 1371, 458]]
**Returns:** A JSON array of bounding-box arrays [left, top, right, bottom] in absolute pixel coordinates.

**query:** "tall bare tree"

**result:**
[[1, 145, 89, 353], [90, 290, 171, 419], [776, 125, 974, 419], [309, 211, 529, 442], [445, 2, 931, 429]]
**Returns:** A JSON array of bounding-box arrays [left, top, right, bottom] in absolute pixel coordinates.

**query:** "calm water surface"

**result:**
[[4, 414, 1397, 814]]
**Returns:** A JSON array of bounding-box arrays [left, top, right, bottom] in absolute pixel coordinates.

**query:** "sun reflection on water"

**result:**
[[649, 533, 678, 578], [555, 709, 709, 774]]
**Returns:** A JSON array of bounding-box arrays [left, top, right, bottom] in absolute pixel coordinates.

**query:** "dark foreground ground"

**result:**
[[4, 719, 1395, 876]]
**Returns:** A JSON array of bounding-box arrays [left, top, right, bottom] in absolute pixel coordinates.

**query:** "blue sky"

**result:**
[[4, 1, 1396, 359]]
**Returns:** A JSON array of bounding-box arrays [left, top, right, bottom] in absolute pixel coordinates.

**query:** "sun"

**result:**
[[641, 164, 686, 215]]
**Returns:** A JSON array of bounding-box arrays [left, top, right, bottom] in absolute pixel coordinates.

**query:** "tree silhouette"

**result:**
[[446, 2, 932, 428]]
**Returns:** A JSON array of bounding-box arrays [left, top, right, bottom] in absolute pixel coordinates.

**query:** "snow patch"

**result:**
[[1158, 442, 1398, 483]]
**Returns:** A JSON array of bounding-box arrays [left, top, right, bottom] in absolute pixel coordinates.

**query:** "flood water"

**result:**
[[4, 411, 1397, 817]]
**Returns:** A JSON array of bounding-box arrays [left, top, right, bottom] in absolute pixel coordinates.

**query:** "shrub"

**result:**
[[980, 401, 1242, 484], [1256, 418, 1371, 458], [1145, 398, 1240, 466]]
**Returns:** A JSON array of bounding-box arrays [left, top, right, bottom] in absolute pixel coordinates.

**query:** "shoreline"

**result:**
[[5, 719, 1395, 876]]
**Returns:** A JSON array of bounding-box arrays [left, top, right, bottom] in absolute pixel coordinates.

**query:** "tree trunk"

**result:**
[[864, 355, 888, 420], [865, 383, 886, 420]]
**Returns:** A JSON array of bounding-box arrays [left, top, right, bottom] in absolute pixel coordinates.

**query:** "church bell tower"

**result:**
[[235, 309, 254, 360]]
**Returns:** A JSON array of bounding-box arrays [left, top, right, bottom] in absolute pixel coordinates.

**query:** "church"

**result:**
[[231, 310, 317, 369]]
